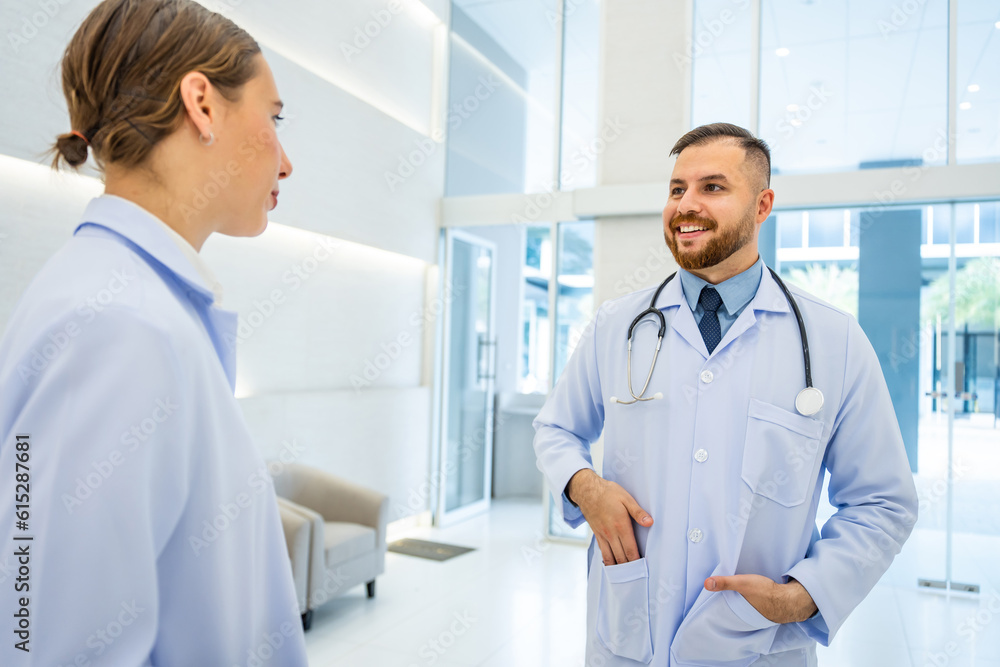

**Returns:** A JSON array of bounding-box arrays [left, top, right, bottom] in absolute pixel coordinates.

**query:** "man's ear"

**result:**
[[179, 71, 214, 140], [756, 189, 775, 222]]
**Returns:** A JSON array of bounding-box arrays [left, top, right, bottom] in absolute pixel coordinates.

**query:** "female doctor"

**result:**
[[0, 1, 305, 665]]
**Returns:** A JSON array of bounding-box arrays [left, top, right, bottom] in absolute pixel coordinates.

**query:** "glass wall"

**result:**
[[558, 0, 602, 189], [515, 221, 596, 394], [543, 220, 596, 541], [690, 0, 1000, 173], [772, 200, 1000, 598], [553, 221, 596, 379], [957, 4, 1000, 163], [519, 225, 552, 393], [775, 207, 859, 316], [760, 0, 949, 173], [689, 0, 754, 130], [445, 0, 560, 195]]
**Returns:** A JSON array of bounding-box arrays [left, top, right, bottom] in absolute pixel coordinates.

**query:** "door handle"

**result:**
[[477, 336, 497, 382]]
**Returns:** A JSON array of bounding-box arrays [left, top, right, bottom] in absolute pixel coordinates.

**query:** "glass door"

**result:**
[[771, 201, 1000, 596], [436, 229, 497, 526], [917, 202, 1000, 594], [544, 221, 596, 542]]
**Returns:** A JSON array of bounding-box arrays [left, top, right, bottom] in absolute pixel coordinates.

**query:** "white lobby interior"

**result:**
[[1, 0, 999, 665]]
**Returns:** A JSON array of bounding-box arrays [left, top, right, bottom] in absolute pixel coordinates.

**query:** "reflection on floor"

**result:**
[[304, 499, 1000, 667]]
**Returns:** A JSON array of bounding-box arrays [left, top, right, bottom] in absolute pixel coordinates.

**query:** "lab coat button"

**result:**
[[700, 370, 713, 384], [694, 449, 709, 463], [688, 529, 703, 543]]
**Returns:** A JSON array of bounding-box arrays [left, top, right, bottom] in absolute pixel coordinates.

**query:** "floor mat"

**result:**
[[387, 538, 475, 561]]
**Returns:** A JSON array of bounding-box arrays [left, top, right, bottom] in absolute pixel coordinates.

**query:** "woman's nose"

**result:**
[[278, 144, 293, 180]]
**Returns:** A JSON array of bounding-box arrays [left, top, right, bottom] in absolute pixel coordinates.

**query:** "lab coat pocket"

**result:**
[[742, 399, 824, 507], [596, 557, 654, 663], [670, 590, 778, 667]]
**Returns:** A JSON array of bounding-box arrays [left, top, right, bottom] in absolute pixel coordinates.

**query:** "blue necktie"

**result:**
[[698, 286, 723, 354]]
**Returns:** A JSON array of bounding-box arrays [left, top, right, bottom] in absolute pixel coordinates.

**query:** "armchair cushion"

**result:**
[[324, 522, 376, 567]]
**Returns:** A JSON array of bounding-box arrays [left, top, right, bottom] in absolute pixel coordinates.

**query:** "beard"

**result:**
[[664, 205, 757, 271]]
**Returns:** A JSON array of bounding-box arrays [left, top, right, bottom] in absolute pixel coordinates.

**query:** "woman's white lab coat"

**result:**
[[0, 196, 308, 666]]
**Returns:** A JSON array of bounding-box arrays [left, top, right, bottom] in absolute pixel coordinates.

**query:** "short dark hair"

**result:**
[[669, 123, 771, 190]]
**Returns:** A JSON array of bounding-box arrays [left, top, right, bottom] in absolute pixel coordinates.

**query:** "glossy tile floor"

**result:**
[[305, 499, 1000, 666]]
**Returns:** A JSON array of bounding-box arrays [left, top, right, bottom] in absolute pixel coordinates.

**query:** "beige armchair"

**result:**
[[276, 497, 311, 616], [271, 463, 389, 631]]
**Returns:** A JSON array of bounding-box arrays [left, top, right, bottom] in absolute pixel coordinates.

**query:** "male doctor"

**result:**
[[533, 123, 918, 666]]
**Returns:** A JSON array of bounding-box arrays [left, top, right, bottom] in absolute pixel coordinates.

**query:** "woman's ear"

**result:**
[[179, 71, 214, 141]]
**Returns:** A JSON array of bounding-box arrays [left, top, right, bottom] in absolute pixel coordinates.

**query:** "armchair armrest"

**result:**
[[278, 496, 327, 611], [276, 497, 310, 614]]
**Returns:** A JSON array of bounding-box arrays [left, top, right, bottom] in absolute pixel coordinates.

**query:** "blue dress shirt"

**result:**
[[678, 256, 764, 342]]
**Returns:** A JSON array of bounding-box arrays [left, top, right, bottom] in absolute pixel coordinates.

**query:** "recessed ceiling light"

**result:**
[[995, 20, 1000, 29], [775, 47, 790, 57], [790, 119, 803, 127], [968, 84, 980, 93], [786, 104, 800, 112], [959, 101, 972, 110]]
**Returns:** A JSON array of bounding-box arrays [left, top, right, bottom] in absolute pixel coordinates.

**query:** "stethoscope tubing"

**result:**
[[620, 267, 817, 407], [767, 266, 813, 391]]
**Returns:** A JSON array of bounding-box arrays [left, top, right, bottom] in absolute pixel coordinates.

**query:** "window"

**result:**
[[760, 0, 949, 174], [518, 225, 552, 393], [554, 221, 595, 379], [445, 0, 559, 195], [690, 0, 996, 174], [690, 0, 754, 130], [957, 3, 1000, 163], [559, 0, 602, 189]]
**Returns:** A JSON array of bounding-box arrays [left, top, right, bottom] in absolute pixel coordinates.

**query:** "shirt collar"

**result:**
[[678, 256, 764, 317], [74, 194, 224, 305]]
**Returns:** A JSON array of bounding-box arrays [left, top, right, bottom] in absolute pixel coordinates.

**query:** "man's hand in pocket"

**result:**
[[705, 574, 817, 624]]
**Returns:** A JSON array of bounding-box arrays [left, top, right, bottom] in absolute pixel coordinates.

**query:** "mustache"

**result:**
[[670, 213, 717, 231]]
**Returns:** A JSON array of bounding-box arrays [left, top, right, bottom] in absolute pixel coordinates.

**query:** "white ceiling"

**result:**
[[695, 0, 1000, 170]]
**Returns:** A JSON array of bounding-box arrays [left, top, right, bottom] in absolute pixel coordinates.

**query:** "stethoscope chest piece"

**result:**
[[795, 387, 824, 416]]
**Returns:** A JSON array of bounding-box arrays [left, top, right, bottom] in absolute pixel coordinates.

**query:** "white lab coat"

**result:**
[[0, 196, 308, 666], [534, 267, 918, 666]]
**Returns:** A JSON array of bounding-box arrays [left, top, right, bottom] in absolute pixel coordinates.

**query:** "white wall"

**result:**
[[260, 44, 444, 262], [594, 0, 692, 305], [593, 216, 678, 308], [0, 0, 448, 518], [238, 387, 432, 522], [0, 0, 447, 260], [201, 226, 428, 397], [202, 224, 435, 518], [0, 159, 103, 324]]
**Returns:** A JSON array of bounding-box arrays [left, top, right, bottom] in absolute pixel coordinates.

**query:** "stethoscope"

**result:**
[[610, 267, 825, 417]]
